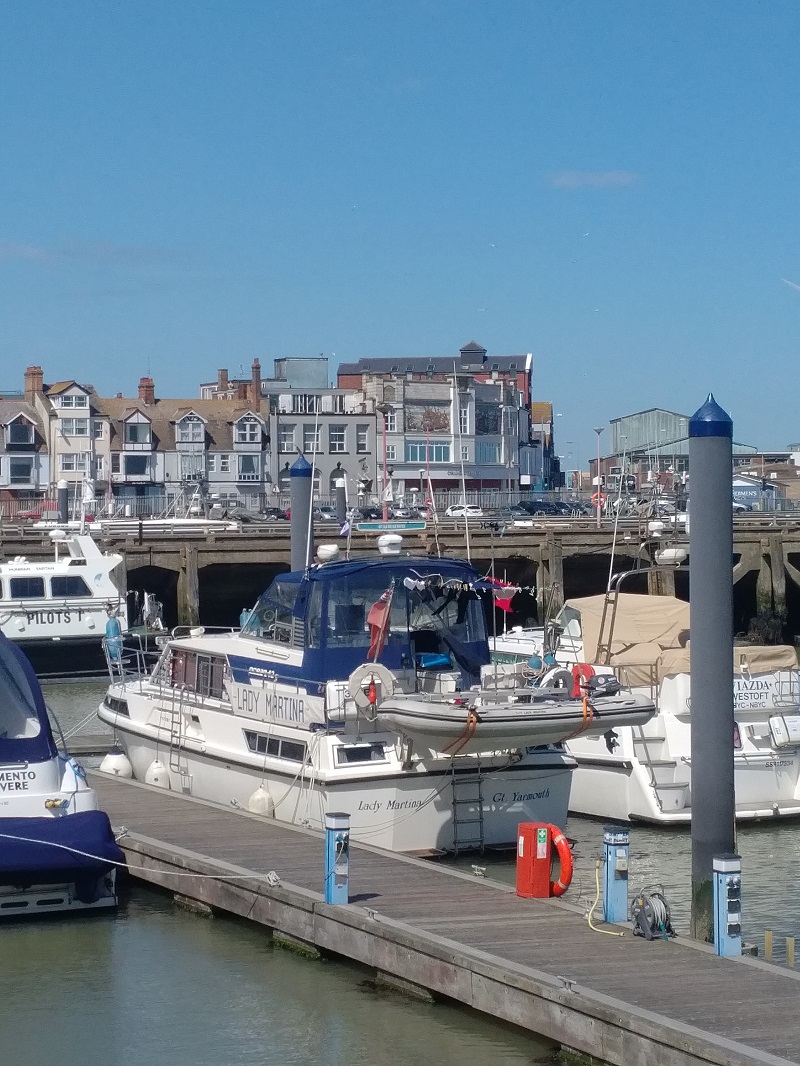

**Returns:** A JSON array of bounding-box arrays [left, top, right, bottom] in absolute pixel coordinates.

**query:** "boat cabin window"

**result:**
[[9, 577, 46, 599], [170, 650, 226, 698], [335, 742, 387, 765], [555, 605, 581, 638], [242, 577, 300, 645], [0, 656, 41, 739], [50, 575, 93, 597], [244, 730, 307, 763]]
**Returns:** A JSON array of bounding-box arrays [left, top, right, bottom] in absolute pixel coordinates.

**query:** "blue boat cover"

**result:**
[[0, 811, 125, 888], [0, 630, 58, 765]]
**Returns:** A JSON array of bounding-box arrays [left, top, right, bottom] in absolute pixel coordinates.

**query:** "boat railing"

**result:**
[[169, 625, 238, 639], [103, 631, 165, 685]]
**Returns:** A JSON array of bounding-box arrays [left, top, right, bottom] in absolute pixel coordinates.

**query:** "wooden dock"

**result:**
[[91, 772, 800, 1066]]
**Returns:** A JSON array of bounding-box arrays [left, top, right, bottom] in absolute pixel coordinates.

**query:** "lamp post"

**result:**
[[594, 426, 604, 528], [376, 402, 391, 521]]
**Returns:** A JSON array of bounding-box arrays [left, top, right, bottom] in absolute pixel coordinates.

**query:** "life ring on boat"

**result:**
[[346, 662, 396, 709], [571, 662, 596, 698], [538, 666, 574, 691], [547, 825, 574, 896], [591, 492, 607, 507]]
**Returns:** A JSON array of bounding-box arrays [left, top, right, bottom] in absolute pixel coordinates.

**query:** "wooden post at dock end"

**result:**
[[764, 929, 773, 961], [787, 936, 795, 968], [177, 544, 200, 628], [769, 535, 787, 622]]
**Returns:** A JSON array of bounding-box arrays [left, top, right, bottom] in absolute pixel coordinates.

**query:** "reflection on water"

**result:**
[[3, 888, 553, 1066]]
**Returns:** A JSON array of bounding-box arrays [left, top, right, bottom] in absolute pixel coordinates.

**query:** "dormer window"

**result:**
[[58, 394, 89, 409], [8, 418, 33, 445], [124, 422, 152, 445], [176, 415, 205, 443], [235, 417, 261, 444]]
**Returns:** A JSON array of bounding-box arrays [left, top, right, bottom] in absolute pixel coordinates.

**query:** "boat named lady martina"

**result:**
[[98, 544, 656, 853]]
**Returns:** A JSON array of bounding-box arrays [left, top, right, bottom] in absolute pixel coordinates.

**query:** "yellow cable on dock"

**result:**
[[587, 859, 625, 937]]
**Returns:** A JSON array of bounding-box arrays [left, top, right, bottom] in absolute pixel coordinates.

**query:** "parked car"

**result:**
[[445, 504, 484, 518], [390, 506, 423, 519], [313, 505, 338, 521], [260, 506, 290, 521], [516, 500, 562, 517], [348, 506, 383, 521]]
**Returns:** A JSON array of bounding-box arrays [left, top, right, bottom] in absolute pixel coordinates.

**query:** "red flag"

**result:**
[[367, 588, 393, 659]]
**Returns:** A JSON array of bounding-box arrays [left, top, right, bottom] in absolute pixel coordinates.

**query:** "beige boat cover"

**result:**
[[564, 592, 797, 682]]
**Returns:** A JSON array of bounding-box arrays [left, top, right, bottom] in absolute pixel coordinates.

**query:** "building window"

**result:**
[[220, 454, 231, 472], [124, 422, 152, 445], [61, 418, 89, 437], [9, 457, 33, 485], [279, 425, 295, 453], [95, 456, 104, 476], [461, 445, 469, 461], [180, 453, 205, 480], [57, 394, 88, 409], [60, 452, 91, 472], [356, 425, 368, 453], [124, 455, 150, 477], [332, 394, 346, 414], [459, 406, 469, 435], [303, 425, 321, 453], [404, 441, 450, 463], [8, 419, 33, 445], [238, 454, 260, 481], [329, 425, 346, 453], [236, 418, 260, 444], [207, 454, 217, 473], [385, 444, 397, 462], [176, 416, 205, 443], [384, 409, 397, 433], [111, 454, 120, 473], [476, 442, 500, 464], [292, 394, 319, 414]]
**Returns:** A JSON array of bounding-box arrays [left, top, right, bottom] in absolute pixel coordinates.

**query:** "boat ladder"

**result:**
[[161, 686, 192, 792], [450, 763, 485, 855]]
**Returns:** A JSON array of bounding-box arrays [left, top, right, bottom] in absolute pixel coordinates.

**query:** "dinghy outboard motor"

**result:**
[[586, 674, 621, 698], [631, 887, 677, 940]]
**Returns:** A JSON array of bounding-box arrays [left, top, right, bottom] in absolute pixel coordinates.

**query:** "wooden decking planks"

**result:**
[[92, 774, 800, 1064]]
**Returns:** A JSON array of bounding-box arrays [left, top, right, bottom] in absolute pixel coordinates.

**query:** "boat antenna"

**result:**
[[453, 360, 471, 563], [606, 437, 629, 591]]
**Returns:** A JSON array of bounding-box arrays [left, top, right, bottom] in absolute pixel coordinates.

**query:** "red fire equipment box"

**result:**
[[516, 821, 553, 898]]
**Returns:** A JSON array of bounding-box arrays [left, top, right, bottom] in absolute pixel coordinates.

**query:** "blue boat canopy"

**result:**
[[0, 631, 58, 764]]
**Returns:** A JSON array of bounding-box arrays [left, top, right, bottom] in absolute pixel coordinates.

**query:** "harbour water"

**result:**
[[20, 678, 800, 1066]]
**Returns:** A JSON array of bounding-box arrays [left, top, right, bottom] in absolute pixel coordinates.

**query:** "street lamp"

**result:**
[[594, 426, 604, 528], [376, 402, 392, 521]]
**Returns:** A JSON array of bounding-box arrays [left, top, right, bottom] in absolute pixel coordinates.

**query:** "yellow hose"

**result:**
[[587, 859, 625, 937]]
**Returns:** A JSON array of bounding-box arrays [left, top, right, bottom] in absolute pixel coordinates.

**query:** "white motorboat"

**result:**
[[0, 529, 127, 653], [98, 546, 655, 854], [0, 631, 124, 916], [493, 592, 800, 824]]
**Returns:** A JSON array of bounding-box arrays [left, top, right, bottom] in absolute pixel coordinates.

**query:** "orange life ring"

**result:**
[[548, 825, 574, 896], [591, 492, 607, 507], [571, 662, 596, 698]]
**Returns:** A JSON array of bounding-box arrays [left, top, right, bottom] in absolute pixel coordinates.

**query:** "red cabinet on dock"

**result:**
[[516, 822, 553, 898]]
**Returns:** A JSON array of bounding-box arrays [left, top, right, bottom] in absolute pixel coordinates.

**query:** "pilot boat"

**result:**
[[0, 630, 124, 916], [0, 529, 127, 663], [98, 544, 655, 853]]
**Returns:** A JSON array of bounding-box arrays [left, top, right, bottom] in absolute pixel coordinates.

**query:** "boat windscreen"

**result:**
[[0, 633, 57, 763], [241, 577, 301, 643]]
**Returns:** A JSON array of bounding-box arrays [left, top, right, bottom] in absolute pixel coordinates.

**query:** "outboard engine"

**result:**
[[631, 887, 677, 940], [587, 674, 621, 698]]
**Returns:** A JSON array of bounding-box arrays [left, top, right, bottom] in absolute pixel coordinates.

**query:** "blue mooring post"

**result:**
[[602, 825, 630, 923], [324, 811, 350, 905], [713, 854, 742, 957]]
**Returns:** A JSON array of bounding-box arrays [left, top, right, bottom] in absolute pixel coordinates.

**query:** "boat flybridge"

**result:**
[[0, 529, 127, 652], [0, 630, 123, 916], [493, 590, 800, 824], [98, 540, 655, 854]]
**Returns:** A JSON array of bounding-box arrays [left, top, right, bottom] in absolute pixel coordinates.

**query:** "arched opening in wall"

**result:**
[[383, 385, 396, 401], [198, 563, 290, 628], [329, 465, 347, 494], [126, 565, 179, 630]]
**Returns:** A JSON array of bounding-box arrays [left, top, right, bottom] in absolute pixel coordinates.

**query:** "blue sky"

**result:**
[[2, 0, 800, 468]]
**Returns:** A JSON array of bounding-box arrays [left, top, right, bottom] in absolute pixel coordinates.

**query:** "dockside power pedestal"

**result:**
[[713, 854, 742, 957], [603, 825, 630, 924], [324, 812, 351, 905]]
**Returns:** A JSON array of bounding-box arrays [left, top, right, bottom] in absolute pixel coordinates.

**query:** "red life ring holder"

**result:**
[[591, 491, 606, 507], [548, 825, 574, 896], [571, 662, 596, 698]]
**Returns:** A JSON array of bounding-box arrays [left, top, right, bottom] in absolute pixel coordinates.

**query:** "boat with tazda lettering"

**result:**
[[0, 629, 124, 916], [97, 539, 655, 854]]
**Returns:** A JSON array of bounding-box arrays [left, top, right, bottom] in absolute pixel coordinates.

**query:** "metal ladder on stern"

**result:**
[[162, 685, 192, 793], [450, 762, 485, 855]]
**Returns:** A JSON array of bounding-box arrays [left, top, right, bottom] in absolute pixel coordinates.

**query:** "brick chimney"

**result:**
[[24, 365, 44, 403], [250, 358, 261, 413], [138, 376, 155, 405], [217, 368, 229, 394]]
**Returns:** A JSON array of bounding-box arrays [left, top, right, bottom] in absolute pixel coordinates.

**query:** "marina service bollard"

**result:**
[[516, 822, 552, 898], [713, 854, 742, 957], [602, 825, 630, 924], [324, 812, 351, 905]]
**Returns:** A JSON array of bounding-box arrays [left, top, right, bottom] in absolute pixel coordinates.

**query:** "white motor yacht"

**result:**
[[98, 547, 656, 854]]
